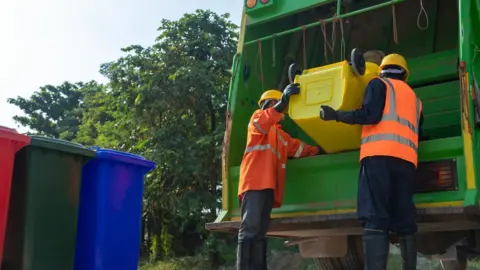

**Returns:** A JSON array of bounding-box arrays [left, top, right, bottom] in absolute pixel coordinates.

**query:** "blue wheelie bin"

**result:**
[[74, 148, 156, 270]]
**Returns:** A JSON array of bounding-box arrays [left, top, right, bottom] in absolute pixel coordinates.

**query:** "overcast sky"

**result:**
[[0, 0, 242, 130]]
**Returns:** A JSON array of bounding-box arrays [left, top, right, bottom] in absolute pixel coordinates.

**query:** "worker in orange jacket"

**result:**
[[237, 84, 319, 270], [320, 54, 423, 270]]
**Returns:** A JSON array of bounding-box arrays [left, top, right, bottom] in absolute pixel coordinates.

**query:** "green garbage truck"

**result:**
[[206, 0, 480, 268]]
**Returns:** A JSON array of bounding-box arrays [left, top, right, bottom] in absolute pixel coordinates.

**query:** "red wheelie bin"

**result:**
[[0, 127, 30, 266]]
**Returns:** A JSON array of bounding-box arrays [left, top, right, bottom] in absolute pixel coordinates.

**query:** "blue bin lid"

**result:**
[[91, 147, 156, 169]]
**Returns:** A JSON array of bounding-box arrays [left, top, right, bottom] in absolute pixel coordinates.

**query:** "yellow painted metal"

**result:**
[[461, 72, 476, 189], [230, 201, 465, 220]]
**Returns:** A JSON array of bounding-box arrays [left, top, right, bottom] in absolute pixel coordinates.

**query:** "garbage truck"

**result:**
[[206, 0, 480, 269]]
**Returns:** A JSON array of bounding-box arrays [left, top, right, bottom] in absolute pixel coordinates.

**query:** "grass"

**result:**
[[138, 256, 214, 270], [140, 259, 480, 270], [139, 261, 178, 270], [139, 245, 480, 270]]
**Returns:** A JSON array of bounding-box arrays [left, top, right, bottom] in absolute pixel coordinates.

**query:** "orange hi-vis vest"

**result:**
[[238, 107, 319, 208], [360, 78, 422, 167]]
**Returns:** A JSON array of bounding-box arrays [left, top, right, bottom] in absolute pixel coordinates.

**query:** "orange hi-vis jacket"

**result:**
[[238, 107, 319, 208], [360, 78, 423, 167]]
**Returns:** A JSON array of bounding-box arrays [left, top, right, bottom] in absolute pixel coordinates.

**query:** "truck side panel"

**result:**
[[220, 0, 479, 223]]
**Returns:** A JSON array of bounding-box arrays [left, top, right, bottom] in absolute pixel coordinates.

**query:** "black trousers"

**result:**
[[237, 189, 274, 270], [238, 189, 274, 242], [357, 156, 418, 235]]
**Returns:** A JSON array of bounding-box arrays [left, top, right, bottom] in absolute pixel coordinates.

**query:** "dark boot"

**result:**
[[363, 231, 389, 270], [251, 239, 268, 270], [236, 240, 252, 270], [399, 235, 417, 270]]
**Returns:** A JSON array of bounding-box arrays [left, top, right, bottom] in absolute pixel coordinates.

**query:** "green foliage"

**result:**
[[150, 235, 160, 262], [161, 226, 174, 259], [9, 9, 238, 268], [8, 81, 103, 141]]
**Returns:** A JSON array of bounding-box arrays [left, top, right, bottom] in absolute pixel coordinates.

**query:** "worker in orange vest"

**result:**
[[237, 84, 319, 270], [320, 54, 423, 270]]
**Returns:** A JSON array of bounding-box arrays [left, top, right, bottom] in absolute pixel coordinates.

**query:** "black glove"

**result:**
[[320, 105, 338, 121], [282, 83, 300, 99], [274, 83, 300, 113]]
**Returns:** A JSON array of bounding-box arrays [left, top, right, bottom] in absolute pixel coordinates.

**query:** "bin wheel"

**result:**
[[350, 48, 366, 76], [314, 236, 364, 270], [440, 259, 467, 270], [440, 251, 467, 270], [288, 63, 302, 84]]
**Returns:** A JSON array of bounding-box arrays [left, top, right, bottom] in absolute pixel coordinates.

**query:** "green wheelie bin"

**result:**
[[3, 136, 95, 270]]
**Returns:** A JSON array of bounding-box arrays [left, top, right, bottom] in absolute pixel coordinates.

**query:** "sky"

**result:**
[[0, 0, 243, 131]]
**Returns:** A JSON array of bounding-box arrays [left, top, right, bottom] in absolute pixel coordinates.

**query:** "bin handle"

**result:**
[[288, 63, 296, 84]]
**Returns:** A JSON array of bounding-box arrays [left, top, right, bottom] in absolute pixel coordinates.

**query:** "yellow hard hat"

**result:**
[[379, 53, 409, 80], [258, 89, 282, 107]]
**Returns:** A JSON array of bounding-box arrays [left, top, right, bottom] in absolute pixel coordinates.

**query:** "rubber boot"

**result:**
[[399, 235, 417, 270], [252, 239, 268, 270], [363, 230, 389, 270], [236, 240, 252, 270]]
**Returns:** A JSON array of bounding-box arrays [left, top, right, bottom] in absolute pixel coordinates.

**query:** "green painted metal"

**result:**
[[244, 0, 405, 45], [408, 50, 458, 86], [244, 0, 276, 14], [228, 137, 465, 216], [3, 137, 94, 270], [458, 0, 479, 206], [416, 80, 461, 139], [219, 0, 480, 223], [245, 0, 333, 25], [471, 0, 480, 195]]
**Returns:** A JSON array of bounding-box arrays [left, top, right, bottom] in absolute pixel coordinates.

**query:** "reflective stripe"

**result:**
[[253, 119, 268, 135], [382, 78, 396, 115], [294, 142, 304, 158], [252, 121, 289, 147], [281, 164, 286, 169], [380, 78, 420, 135], [274, 129, 288, 146], [362, 79, 421, 153], [244, 144, 281, 158], [380, 69, 405, 74], [361, 133, 418, 152], [381, 114, 416, 133]]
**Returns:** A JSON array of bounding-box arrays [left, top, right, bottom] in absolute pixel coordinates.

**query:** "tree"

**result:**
[[75, 86, 121, 147], [8, 81, 103, 141], [89, 9, 238, 265]]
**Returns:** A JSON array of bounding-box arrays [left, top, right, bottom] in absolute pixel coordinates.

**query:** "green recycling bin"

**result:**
[[3, 136, 94, 270]]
